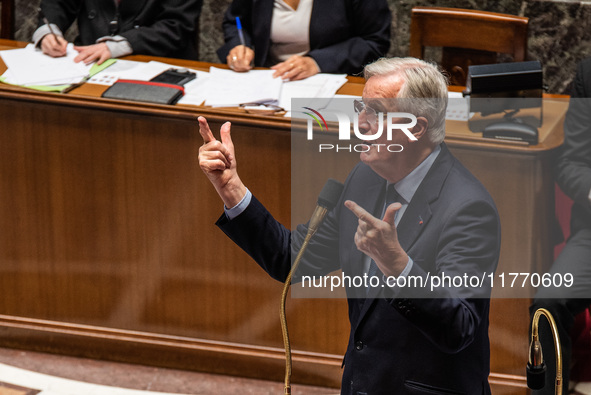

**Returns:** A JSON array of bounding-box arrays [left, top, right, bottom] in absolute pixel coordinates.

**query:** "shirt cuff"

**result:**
[[32, 24, 64, 47], [224, 188, 252, 220], [97, 35, 133, 58], [382, 256, 414, 294]]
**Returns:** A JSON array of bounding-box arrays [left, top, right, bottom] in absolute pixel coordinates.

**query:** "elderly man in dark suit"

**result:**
[[33, 0, 203, 64], [198, 57, 501, 394], [530, 57, 591, 394]]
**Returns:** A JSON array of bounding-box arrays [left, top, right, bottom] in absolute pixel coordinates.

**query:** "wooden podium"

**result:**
[[0, 39, 567, 393]]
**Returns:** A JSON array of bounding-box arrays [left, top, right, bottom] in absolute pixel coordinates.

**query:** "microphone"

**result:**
[[526, 336, 546, 390], [307, 178, 345, 237], [527, 308, 563, 393], [280, 178, 344, 395]]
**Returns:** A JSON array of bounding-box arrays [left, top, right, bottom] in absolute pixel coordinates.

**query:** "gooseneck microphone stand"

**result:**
[[279, 179, 343, 395], [527, 308, 563, 395], [279, 222, 320, 395]]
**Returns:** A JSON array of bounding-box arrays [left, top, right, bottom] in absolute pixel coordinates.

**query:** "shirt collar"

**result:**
[[389, 144, 441, 204]]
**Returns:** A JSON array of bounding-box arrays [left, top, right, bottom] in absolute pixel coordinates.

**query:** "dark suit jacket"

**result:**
[[217, 0, 391, 75], [39, 0, 202, 60], [558, 57, 591, 233], [217, 144, 500, 394]]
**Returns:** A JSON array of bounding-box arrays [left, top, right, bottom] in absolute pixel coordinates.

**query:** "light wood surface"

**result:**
[[0, 39, 568, 393]]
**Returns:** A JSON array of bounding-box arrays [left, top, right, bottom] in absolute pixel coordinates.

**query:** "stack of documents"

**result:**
[[200, 66, 347, 112], [280, 73, 348, 111], [202, 67, 282, 107], [0, 43, 93, 87], [0, 44, 348, 114]]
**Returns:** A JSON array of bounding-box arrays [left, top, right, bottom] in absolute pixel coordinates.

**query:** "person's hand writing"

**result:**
[[345, 200, 408, 277], [73, 43, 111, 65], [198, 116, 247, 208], [41, 34, 68, 57], [271, 55, 319, 81], [227, 45, 254, 72]]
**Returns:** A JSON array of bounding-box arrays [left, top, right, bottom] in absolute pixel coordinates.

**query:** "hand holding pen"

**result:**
[[226, 17, 254, 72], [39, 9, 67, 58]]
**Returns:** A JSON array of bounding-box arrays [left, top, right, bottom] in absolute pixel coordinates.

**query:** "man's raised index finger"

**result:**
[[345, 200, 377, 223], [198, 116, 216, 144]]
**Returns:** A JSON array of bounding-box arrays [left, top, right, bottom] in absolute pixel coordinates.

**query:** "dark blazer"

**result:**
[[217, 0, 391, 75], [558, 57, 591, 232], [39, 0, 202, 60], [217, 144, 501, 394]]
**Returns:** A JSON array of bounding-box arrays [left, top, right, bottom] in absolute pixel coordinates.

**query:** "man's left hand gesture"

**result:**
[[345, 200, 409, 277]]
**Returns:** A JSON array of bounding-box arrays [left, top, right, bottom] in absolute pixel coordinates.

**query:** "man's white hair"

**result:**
[[364, 57, 449, 145]]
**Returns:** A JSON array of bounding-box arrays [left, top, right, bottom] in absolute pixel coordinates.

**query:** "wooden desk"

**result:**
[[0, 39, 567, 393]]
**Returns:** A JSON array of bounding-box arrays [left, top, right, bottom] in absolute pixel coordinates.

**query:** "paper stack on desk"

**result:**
[[201, 66, 347, 112], [202, 67, 282, 107], [0, 43, 347, 112], [279, 73, 348, 111], [0, 43, 92, 86]]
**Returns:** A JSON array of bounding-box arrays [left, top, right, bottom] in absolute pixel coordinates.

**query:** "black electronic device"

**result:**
[[482, 120, 539, 145], [102, 79, 185, 105], [464, 61, 544, 144], [464, 61, 543, 98], [150, 68, 196, 86]]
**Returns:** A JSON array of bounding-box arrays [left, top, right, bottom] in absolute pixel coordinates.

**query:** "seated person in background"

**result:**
[[217, 0, 391, 81], [529, 57, 591, 394], [33, 0, 203, 64]]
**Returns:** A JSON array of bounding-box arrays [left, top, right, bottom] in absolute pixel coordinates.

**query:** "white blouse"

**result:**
[[267, 0, 313, 66]]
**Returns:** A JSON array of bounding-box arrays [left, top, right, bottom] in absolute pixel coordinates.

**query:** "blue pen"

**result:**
[[236, 17, 246, 47]]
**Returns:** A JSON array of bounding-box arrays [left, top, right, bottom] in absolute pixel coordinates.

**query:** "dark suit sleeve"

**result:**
[[307, 0, 391, 75], [216, 0, 254, 63], [38, 0, 81, 32], [119, 0, 202, 58], [216, 195, 341, 283], [556, 58, 591, 212], [391, 199, 500, 353]]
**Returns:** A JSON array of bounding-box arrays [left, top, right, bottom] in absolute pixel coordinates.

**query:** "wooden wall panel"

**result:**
[[0, 94, 348, 387]]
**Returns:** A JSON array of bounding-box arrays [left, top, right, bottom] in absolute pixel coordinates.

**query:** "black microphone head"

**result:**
[[526, 362, 546, 390], [317, 178, 344, 210]]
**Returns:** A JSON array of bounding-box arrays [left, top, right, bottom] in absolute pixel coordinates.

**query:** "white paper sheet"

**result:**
[[446, 91, 472, 121], [279, 73, 347, 112], [203, 67, 283, 107], [0, 43, 91, 86]]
